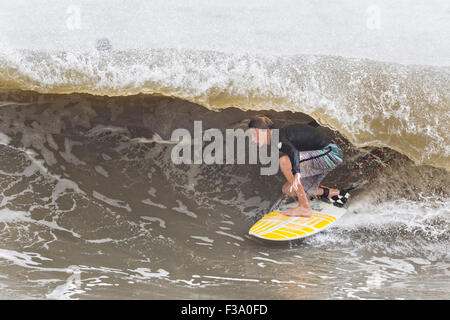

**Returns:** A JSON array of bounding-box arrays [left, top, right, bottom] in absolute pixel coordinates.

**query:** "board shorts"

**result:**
[[298, 143, 344, 196]]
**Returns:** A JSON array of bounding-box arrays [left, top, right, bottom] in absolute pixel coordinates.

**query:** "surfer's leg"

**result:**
[[306, 144, 345, 200], [282, 181, 296, 197], [279, 156, 301, 197], [279, 156, 294, 192], [279, 155, 312, 217]]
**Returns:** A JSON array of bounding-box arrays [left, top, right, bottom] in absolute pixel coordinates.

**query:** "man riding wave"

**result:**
[[248, 115, 351, 217]]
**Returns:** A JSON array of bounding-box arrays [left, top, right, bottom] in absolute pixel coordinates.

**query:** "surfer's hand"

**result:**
[[289, 173, 302, 192]]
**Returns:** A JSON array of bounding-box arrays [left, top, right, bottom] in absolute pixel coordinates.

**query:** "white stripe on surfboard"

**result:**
[[255, 217, 319, 236]]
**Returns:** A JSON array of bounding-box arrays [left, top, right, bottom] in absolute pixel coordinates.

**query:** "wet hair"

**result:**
[[248, 115, 274, 129]]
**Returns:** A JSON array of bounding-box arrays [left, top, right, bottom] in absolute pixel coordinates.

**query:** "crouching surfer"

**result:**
[[248, 115, 351, 217]]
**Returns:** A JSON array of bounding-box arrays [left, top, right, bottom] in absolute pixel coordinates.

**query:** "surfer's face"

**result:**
[[250, 128, 270, 146]]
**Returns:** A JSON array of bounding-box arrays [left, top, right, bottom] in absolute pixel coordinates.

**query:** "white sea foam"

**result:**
[[172, 200, 198, 218], [92, 191, 132, 212], [130, 267, 170, 279], [141, 216, 167, 229], [190, 236, 214, 243], [0, 208, 81, 238]]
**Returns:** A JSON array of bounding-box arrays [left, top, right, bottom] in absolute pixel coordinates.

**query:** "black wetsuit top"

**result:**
[[277, 122, 331, 175]]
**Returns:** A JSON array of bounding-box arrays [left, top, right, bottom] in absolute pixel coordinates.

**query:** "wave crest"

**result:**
[[0, 48, 449, 170]]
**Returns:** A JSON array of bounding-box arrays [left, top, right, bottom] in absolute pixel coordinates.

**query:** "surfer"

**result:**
[[248, 115, 350, 217]]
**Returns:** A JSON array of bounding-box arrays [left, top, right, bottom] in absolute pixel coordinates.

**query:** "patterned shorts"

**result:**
[[298, 143, 344, 195]]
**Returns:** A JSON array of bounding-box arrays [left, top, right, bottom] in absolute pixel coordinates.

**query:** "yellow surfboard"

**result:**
[[249, 199, 347, 241]]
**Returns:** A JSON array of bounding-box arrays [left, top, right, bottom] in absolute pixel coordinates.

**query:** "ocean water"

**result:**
[[0, 0, 449, 299]]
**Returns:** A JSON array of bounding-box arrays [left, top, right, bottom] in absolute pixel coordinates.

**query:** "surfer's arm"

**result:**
[[284, 146, 300, 176], [279, 155, 311, 217], [279, 140, 303, 192], [279, 131, 301, 176]]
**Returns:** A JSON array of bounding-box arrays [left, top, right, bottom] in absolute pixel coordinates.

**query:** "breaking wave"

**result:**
[[0, 48, 449, 170]]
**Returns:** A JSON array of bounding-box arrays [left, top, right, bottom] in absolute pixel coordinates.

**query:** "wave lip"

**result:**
[[1, 48, 449, 170]]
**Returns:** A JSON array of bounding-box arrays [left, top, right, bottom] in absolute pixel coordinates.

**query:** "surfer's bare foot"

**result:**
[[282, 206, 312, 217]]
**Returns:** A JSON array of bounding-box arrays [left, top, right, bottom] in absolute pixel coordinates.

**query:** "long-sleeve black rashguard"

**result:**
[[277, 122, 331, 176]]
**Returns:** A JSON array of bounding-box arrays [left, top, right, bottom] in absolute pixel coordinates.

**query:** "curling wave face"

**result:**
[[0, 49, 449, 170], [0, 91, 448, 299]]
